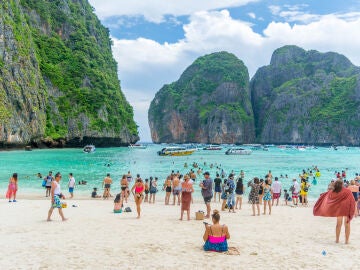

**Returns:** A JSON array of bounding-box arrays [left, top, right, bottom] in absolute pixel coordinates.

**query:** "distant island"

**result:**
[[148, 46, 360, 145], [0, 0, 138, 149]]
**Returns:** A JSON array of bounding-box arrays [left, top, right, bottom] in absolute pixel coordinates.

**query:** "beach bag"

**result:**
[[42, 179, 46, 187], [124, 207, 132, 212], [195, 211, 204, 220]]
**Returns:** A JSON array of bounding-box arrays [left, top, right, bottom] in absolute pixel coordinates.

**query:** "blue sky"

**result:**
[[88, 0, 360, 142]]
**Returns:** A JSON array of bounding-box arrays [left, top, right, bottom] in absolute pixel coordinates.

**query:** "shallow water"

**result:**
[[1, 145, 359, 198]]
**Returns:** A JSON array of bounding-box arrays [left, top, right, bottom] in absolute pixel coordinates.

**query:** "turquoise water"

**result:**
[[1, 145, 359, 198]]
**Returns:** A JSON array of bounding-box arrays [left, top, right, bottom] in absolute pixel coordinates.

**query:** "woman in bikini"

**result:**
[[144, 179, 150, 203], [131, 178, 145, 218], [203, 209, 230, 252], [163, 176, 172, 205], [120, 174, 129, 203], [263, 179, 272, 215]]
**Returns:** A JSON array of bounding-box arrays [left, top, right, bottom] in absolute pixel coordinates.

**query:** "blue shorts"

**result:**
[[215, 186, 221, 193], [69, 187, 74, 193]]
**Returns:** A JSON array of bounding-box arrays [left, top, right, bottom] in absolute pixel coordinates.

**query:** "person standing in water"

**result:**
[[47, 172, 67, 221]]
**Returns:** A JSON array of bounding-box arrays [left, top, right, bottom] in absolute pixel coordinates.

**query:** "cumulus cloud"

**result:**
[[88, 0, 259, 23], [109, 9, 360, 141]]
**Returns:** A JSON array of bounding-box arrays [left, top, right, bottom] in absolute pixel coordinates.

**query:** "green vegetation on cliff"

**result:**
[[0, 0, 138, 147], [20, 0, 137, 138], [251, 45, 360, 144], [149, 52, 255, 143]]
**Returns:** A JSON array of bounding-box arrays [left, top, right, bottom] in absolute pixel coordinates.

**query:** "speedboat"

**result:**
[[158, 147, 196, 156], [225, 148, 252, 155], [83, 145, 95, 153], [203, 145, 222, 150], [128, 143, 147, 149]]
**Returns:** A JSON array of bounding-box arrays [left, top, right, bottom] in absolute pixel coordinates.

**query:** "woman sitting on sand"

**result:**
[[6, 173, 18, 202], [131, 178, 145, 218], [203, 210, 230, 252], [179, 174, 194, 221]]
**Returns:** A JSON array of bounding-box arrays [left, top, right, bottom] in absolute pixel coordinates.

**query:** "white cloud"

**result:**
[[88, 0, 259, 23], [248, 12, 256, 19], [108, 9, 360, 141]]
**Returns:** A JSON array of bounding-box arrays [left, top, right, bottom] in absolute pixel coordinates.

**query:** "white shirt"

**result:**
[[293, 181, 300, 193], [68, 177, 75, 188], [272, 180, 282, 193], [53, 181, 61, 195]]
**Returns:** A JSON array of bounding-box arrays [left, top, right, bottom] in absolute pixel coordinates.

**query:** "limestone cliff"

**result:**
[[0, 0, 138, 148], [148, 52, 255, 144], [251, 45, 360, 144]]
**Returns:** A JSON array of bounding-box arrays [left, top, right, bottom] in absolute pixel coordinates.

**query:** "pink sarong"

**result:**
[[6, 183, 17, 199], [313, 188, 355, 222]]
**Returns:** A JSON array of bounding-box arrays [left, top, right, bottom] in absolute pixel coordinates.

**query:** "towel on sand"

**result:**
[[313, 188, 355, 222]]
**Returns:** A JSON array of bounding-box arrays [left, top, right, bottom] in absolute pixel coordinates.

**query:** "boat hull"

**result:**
[[158, 149, 195, 156]]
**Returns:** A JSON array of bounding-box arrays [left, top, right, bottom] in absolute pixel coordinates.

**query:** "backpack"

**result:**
[[290, 185, 295, 192]]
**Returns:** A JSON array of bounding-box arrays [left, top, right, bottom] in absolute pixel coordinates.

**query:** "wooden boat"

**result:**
[[83, 145, 96, 153], [158, 147, 195, 156], [225, 148, 252, 155]]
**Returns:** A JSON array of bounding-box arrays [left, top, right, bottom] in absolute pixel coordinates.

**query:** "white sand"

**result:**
[[0, 194, 359, 269]]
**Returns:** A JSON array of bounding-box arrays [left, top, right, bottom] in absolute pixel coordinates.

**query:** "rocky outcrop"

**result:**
[[251, 45, 360, 144], [149, 46, 360, 145], [0, 0, 138, 148], [148, 52, 255, 144]]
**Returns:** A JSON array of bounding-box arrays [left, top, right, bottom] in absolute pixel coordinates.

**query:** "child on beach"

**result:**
[[91, 188, 101, 198], [113, 193, 123, 213], [284, 189, 290, 205]]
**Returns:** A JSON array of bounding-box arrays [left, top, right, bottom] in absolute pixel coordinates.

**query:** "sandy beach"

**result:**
[[1, 194, 359, 270]]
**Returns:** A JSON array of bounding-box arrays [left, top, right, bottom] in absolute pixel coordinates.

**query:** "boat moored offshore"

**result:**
[[83, 145, 96, 153], [225, 148, 252, 155], [158, 147, 196, 156]]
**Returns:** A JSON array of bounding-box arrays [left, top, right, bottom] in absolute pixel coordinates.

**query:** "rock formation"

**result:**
[[148, 52, 255, 144], [0, 0, 138, 148], [251, 45, 360, 144], [149, 46, 360, 145]]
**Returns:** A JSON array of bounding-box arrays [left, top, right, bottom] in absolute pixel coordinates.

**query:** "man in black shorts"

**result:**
[[200, 172, 213, 218]]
